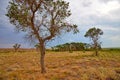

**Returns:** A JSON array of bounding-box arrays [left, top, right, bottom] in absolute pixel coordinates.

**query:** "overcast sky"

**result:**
[[0, 0, 120, 48]]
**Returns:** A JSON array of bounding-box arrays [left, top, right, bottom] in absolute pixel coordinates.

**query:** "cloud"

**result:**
[[0, 0, 120, 48], [99, 0, 120, 4], [100, 26, 120, 32], [64, 0, 120, 48], [102, 34, 120, 48], [82, 0, 92, 7], [0, 0, 13, 29], [109, 36, 120, 42], [66, 0, 120, 25]]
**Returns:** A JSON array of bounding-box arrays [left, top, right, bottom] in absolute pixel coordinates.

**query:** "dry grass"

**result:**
[[0, 49, 120, 80]]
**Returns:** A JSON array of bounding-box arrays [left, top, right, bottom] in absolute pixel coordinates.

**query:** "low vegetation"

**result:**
[[0, 49, 120, 80], [13, 43, 21, 52], [51, 42, 90, 52]]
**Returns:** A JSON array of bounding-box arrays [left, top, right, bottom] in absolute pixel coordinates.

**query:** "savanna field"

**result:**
[[0, 49, 120, 80]]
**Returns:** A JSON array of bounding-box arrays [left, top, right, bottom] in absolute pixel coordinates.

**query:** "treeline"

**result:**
[[102, 48, 120, 51], [51, 42, 91, 52]]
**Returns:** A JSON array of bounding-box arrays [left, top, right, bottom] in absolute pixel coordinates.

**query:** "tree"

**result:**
[[34, 43, 40, 52], [52, 42, 89, 51], [84, 27, 103, 56], [6, 0, 79, 73], [13, 43, 21, 52]]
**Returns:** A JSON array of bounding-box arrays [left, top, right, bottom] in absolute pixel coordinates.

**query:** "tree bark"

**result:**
[[95, 46, 98, 56], [94, 41, 99, 56], [39, 42, 46, 73], [95, 49, 98, 56]]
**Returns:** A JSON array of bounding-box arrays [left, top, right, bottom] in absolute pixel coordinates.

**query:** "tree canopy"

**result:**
[[6, 0, 79, 43], [13, 43, 21, 52], [84, 27, 103, 56], [52, 42, 90, 52], [6, 0, 79, 73]]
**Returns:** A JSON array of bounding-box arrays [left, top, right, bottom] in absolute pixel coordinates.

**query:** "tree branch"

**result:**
[[30, 0, 43, 42]]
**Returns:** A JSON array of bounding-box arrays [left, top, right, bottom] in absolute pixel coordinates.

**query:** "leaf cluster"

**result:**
[[6, 0, 79, 43]]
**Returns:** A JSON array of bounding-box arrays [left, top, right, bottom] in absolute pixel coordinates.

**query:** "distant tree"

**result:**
[[69, 43, 73, 53], [6, 0, 78, 73], [34, 43, 40, 52], [84, 27, 103, 56], [13, 43, 21, 52], [52, 42, 89, 52], [84, 43, 91, 50]]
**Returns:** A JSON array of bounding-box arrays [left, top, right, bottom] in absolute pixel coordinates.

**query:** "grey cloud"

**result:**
[[99, 0, 113, 3], [0, 0, 12, 29], [99, 0, 120, 3], [0, 0, 31, 48], [0, 0, 9, 13], [73, 7, 120, 27], [89, 14, 120, 26], [109, 8, 120, 18], [82, 1, 92, 7]]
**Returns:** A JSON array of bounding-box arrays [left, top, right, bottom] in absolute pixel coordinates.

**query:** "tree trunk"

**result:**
[[39, 42, 46, 73], [94, 42, 98, 56], [95, 46, 98, 56], [95, 49, 98, 56]]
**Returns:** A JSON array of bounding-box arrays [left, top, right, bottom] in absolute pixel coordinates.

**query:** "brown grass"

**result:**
[[0, 49, 120, 80]]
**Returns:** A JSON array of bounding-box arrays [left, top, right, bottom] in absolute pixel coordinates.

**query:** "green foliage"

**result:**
[[34, 43, 40, 48], [52, 42, 90, 52], [6, 1, 29, 31], [84, 27, 103, 38], [13, 43, 21, 52], [6, 0, 79, 42], [84, 27, 103, 56], [34, 43, 40, 52]]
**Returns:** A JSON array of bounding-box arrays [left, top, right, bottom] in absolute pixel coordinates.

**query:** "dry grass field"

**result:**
[[0, 49, 120, 80]]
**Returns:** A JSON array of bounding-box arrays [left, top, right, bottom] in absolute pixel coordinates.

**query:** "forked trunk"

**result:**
[[39, 43, 46, 73]]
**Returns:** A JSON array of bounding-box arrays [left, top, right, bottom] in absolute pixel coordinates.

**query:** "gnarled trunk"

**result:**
[[39, 42, 46, 73]]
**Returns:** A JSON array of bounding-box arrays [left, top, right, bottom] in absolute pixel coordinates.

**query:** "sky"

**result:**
[[0, 0, 120, 48]]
